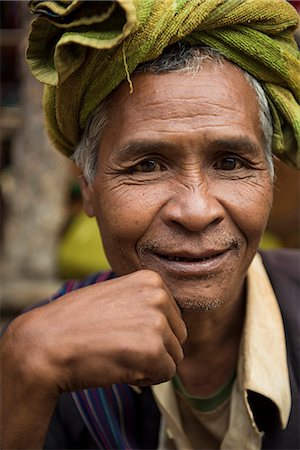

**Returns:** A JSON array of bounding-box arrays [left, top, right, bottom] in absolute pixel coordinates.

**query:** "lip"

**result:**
[[148, 248, 232, 277]]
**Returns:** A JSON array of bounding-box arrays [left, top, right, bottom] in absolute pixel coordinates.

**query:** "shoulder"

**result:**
[[259, 251, 300, 447], [50, 270, 116, 301], [19, 270, 116, 316], [259, 249, 299, 305], [260, 248, 300, 281], [260, 248, 299, 369], [259, 248, 299, 346]]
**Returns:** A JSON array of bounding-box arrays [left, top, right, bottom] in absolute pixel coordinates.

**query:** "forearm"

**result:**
[[1, 317, 58, 450], [1, 381, 56, 449], [1, 271, 186, 448]]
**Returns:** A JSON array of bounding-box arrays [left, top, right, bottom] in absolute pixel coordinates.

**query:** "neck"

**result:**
[[177, 283, 246, 396]]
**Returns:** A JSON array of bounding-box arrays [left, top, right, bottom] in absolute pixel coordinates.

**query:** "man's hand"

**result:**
[[1, 270, 187, 449]]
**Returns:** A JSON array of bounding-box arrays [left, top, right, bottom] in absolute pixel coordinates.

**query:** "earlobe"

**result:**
[[79, 175, 95, 217]]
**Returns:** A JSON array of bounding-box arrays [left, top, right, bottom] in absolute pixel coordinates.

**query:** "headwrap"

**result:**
[[27, 0, 300, 168]]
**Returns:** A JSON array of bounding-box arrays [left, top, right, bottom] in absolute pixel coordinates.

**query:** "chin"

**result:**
[[175, 295, 225, 314]]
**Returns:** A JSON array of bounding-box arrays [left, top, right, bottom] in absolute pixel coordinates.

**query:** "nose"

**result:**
[[161, 182, 225, 232]]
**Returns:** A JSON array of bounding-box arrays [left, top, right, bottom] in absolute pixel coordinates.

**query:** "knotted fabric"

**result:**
[[27, 0, 300, 168]]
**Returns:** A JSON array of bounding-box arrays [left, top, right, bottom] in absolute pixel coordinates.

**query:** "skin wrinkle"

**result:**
[[3, 40, 284, 443], [128, 112, 255, 128], [107, 139, 264, 172], [115, 77, 261, 130], [105, 149, 264, 186], [104, 166, 265, 193], [73, 46, 274, 185], [80, 62, 273, 315], [233, 179, 273, 206], [139, 101, 251, 116], [124, 83, 255, 119]]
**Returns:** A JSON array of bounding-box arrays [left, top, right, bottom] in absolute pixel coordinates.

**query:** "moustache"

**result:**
[[137, 234, 241, 255]]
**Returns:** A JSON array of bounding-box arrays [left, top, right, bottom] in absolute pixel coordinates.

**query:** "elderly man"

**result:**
[[1, 1, 300, 449]]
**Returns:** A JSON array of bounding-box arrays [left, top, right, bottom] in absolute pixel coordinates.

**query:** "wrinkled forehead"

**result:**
[[110, 59, 257, 110], [100, 60, 262, 154]]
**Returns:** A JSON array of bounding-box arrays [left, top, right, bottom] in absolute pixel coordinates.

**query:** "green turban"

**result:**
[[27, 0, 300, 168]]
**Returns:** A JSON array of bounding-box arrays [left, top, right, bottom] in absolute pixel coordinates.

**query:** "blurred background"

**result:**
[[1, 1, 299, 327]]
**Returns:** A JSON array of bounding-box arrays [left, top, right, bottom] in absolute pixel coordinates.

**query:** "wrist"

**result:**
[[1, 310, 60, 400]]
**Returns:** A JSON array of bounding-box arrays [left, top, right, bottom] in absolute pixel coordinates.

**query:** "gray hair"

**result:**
[[72, 45, 274, 185]]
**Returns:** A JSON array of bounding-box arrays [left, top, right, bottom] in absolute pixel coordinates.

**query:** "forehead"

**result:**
[[100, 60, 262, 155]]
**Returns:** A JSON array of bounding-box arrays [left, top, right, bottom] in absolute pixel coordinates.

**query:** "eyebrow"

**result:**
[[209, 137, 262, 156], [115, 140, 179, 160], [115, 136, 262, 160]]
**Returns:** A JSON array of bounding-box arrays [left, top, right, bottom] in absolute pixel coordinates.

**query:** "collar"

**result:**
[[241, 253, 291, 429], [151, 253, 291, 436]]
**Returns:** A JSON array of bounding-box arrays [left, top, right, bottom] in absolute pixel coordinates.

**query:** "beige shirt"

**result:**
[[151, 253, 291, 450]]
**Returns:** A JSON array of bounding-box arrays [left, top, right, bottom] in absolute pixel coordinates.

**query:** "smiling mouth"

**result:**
[[157, 252, 225, 263]]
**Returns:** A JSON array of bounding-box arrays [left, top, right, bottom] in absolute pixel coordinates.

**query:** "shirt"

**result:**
[[151, 253, 291, 450]]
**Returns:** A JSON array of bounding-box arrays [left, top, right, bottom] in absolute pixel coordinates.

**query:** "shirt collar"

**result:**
[[239, 253, 291, 428], [151, 252, 291, 434]]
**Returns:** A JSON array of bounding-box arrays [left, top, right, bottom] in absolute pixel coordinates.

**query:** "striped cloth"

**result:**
[[50, 271, 138, 449]]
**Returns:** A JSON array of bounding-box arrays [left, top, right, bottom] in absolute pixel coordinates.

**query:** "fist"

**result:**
[[8, 270, 187, 395]]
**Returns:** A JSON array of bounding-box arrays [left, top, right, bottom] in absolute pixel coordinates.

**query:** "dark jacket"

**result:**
[[44, 249, 300, 449]]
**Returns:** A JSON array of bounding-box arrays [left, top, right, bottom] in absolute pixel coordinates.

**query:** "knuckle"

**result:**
[[151, 289, 169, 310], [179, 322, 188, 344], [147, 342, 164, 363], [128, 368, 148, 385], [140, 269, 163, 287], [175, 346, 184, 366], [151, 314, 167, 333], [156, 360, 177, 383], [121, 342, 176, 386], [145, 359, 176, 385]]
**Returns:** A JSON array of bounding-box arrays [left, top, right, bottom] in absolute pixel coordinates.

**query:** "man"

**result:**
[[1, 1, 299, 449]]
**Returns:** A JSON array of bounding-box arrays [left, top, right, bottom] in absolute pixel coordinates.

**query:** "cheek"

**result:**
[[221, 178, 273, 245], [92, 184, 164, 273]]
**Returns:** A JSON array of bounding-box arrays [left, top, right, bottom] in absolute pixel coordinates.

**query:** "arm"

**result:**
[[1, 270, 187, 449], [1, 313, 59, 449]]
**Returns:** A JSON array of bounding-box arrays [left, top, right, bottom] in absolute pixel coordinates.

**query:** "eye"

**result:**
[[134, 159, 165, 173], [215, 157, 242, 171]]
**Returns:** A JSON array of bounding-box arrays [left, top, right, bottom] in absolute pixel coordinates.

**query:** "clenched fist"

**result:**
[[3, 270, 187, 395], [1, 269, 187, 449]]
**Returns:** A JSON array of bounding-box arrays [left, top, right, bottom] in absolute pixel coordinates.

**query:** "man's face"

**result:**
[[82, 61, 273, 312]]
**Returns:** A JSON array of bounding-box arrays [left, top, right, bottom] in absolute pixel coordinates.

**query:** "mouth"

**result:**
[[143, 248, 232, 278], [157, 252, 225, 263]]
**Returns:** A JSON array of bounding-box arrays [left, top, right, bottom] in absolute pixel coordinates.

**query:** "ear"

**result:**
[[79, 175, 95, 217]]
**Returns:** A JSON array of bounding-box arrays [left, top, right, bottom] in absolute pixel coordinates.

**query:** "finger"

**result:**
[[163, 325, 185, 366], [147, 275, 187, 345], [158, 289, 187, 345], [148, 312, 184, 366], [166, 306, 187, 345], [135, 353, 177, 386]]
